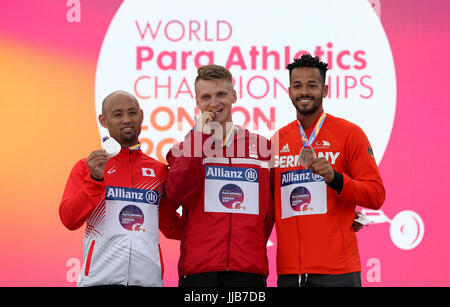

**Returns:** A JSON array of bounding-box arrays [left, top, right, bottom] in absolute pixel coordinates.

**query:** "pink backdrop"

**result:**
[[0, 0, 448, 286]]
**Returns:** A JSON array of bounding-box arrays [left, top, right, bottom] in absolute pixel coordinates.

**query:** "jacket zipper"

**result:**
[[129, 149, 134, 186], [227, 213, 232, 270], [126, 149, 134, 285], [226, 157, 232, 270]]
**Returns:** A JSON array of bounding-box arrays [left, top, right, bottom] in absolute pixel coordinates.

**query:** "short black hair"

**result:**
[[286, 54, 328, 83]]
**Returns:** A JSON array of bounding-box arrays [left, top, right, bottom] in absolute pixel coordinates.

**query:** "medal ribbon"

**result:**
[[128, 144, 141, 151], [193, 118, 235, 148], [103, 136, 140, 151], [222, 123, 236, 147], [297, 112, 326, 147]]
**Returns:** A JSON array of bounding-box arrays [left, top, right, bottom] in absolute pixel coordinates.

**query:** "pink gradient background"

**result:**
[[0, 0, 449, 286]]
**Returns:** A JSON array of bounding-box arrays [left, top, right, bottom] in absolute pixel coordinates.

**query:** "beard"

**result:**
[[119, 128, 139, 143], [292, 95, 323, 115]]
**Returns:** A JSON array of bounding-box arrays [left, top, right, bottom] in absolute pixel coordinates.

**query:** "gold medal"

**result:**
[[299, 146, 316, 167]]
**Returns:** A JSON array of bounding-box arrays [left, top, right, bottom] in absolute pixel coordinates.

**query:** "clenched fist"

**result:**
[[308, 157, 335, 183], [194, 111, 215, 135]]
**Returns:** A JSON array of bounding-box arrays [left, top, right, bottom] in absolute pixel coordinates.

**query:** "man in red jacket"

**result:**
[[164, 65, 274, 287], [272, 55, 386, 287], [59, 90, 181, 286]]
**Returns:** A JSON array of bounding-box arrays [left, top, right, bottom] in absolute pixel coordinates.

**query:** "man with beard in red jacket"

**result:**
[[59, 90, 181, 286], [272, 55, 385, 287], [164, 65, 274, 287]]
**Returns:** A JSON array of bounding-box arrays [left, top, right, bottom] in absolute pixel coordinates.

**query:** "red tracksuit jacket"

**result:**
[[272, 113, 385, 275], [59, 147, 181, 286], [165, 127, 274, 277]]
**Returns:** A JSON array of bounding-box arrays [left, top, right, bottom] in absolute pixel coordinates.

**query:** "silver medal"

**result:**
[[102, 136, 121, 157]]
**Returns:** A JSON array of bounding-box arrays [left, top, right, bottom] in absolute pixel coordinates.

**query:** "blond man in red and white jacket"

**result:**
[[164, 65, 274, 287]]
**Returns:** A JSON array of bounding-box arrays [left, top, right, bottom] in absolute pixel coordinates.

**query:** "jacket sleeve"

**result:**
[[158, 192, 184, 240], [165, 130, 208, 203], [263, 137, 275, 241], [59, 159, 105, 230], [264, 166, 275, 241], [338, 126, 386, 210]]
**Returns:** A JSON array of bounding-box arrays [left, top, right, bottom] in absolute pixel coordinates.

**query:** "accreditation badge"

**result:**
[[104, 186, 159, 234], [204, 165, 259, 215], [280, 169, 327, 219]]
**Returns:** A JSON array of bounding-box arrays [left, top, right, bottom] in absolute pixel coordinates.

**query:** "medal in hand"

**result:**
[[101, 136, 121, 157], [299, 146, 316, 167]]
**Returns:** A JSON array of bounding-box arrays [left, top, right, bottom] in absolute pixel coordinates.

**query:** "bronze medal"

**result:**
[[299, 146, 316, 167]]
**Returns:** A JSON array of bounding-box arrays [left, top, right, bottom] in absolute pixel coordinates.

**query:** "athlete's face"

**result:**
[[195, 78, 237, 126], [99, 92, 143, 147], [289, 67, 328, 116]]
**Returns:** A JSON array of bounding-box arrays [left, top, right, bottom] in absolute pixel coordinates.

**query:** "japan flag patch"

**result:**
[[142, 168, 155, 177]]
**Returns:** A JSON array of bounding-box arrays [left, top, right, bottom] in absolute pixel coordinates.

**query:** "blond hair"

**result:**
[[195, 64, 233, 84]]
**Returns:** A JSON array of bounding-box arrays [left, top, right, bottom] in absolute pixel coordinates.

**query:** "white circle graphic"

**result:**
[[390, 210, 425, 250], [145, 190, 158, 204], [244, 168, 258, 182], [95, 0, 396, 163]]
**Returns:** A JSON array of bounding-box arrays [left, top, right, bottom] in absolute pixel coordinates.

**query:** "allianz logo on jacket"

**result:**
[[205, 166, 258, 182], [106, 186, 159, 205], [278, 151, 341, 168], [281, 169, 324, 186]]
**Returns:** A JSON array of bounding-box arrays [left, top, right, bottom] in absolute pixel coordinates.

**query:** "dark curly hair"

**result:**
[[286, 54, 328, 83]]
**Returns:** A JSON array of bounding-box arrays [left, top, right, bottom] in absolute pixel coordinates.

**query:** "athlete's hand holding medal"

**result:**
[[194, 109, 225, 143], [86, 136, 121, 181], [297, 112, 335, 183], [194, 111, 215, 135], [307, 156, 335, 183]]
